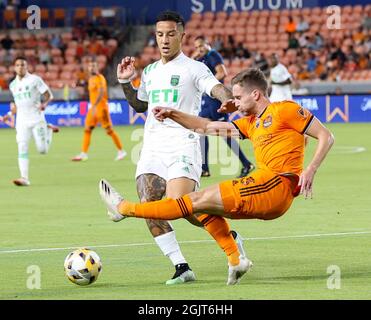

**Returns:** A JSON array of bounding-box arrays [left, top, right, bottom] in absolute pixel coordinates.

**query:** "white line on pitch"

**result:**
[[0, 230, 370, 255]]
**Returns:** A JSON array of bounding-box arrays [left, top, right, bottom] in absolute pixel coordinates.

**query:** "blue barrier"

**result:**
[[1, 95, 370, 129]]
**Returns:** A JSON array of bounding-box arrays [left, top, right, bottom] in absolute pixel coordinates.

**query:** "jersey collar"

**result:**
[[17, 72, 30, 82]]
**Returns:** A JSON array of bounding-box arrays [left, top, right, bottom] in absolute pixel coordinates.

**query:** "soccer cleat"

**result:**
[[227, 256, 253, 285], [165, 263, 196, 285], [13, 177, 31, 186], [99, 179, 126, 222], [71, 153, 88, 162], [231, 230, 247, 259], [115, 150, 127, 161], [47, 123, 60, 133], [201, 170, 211, 177], [237, 164, 255, 178]]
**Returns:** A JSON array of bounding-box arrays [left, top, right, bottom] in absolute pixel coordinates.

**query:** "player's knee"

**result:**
[[188, 190, 206, 212], [85, 126, 94, 133], [18, 141, 28, 155], [105, 127, 114, 135]]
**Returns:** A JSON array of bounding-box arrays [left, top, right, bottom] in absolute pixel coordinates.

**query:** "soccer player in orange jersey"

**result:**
[[72, 59, 126, 161], [99, 68, 334, 285]]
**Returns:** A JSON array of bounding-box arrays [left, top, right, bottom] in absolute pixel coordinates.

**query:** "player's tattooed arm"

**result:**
[[210, 83, 233, 103], [121, 83, 148, 113], [136, 174, 173, 236]]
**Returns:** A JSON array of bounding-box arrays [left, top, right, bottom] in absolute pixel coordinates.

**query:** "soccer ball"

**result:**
[[64, 248, 102, 286]]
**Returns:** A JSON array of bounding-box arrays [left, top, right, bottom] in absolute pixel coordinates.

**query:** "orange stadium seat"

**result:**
[[229, 11, 240, 20], [216, 11, 228, 20], [235, 18, 247, 28], [203, 11, 215, 20], [190, 12, 202, 21], [240, 11, 249, 19]]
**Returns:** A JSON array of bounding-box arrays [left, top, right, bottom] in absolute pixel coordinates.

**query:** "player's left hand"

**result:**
[[153, 107, 173, 122], [298, 166, 316, 199]]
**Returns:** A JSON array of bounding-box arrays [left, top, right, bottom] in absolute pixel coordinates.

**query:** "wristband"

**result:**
[[7, 111, 12, 116], [118, 78, 131, 84]]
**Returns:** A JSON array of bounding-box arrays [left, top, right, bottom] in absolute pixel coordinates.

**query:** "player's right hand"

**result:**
[[117, 56, 136, 81], [153, 107, 173, 122]]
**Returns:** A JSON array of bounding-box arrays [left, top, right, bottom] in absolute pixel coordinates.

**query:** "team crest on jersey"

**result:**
[[170, 75, 180, 86], [255, 119, 260, 128], [263, 115, 272, 128]]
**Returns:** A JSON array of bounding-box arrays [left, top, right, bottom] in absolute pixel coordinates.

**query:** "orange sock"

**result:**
[[108, 130, 123, 150], [197, 214, 240, 266], [82, 130, 92, 153], [118, 195, 193, 220]]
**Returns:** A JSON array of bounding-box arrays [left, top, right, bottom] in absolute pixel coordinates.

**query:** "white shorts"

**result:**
[[16, 119, 50, 154], [16, 119, 47, 143], [135, 142, 202, 188]]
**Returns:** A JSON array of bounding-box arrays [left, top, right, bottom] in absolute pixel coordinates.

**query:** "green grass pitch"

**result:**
[[0, 123, 370, 300]]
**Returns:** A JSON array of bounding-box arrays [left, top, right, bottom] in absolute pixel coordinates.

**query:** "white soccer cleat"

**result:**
[[13, 177, 31, 186], [99, 179, 126, 222], [227, 256, 253, 285], [114, 150, 127, 161], [71, 153, 88, 162]]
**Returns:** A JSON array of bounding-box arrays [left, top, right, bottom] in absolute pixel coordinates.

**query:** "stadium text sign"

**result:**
[[189, 0, 304, 12]]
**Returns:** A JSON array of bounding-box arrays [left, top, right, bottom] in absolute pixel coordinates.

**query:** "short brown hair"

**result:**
[[231, 68, 268, 96]]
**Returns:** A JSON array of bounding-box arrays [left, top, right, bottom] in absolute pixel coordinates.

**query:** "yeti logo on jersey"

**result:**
[[170, 75, 180, 86]]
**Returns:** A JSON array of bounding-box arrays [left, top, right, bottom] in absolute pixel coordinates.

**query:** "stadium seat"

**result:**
[[203, 11, 215, 20]]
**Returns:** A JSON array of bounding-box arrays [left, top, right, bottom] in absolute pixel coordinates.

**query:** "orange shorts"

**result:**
[[219, 169, 298, 220], [85, 106, 112, 129]]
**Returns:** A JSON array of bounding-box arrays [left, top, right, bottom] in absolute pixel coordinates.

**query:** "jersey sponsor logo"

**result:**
[[148, 89, 179, 103], [240, 176, 255, 186], [263, 115, 272, 128], [170, 75, 180, 86]]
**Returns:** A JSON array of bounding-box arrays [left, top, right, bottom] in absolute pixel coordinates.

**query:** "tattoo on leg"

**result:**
[[136, 174, 173, 237]]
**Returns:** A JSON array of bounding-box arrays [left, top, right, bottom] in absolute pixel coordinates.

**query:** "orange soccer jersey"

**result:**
[[219, 101, 314, 220], [85, 74, 111, 128]]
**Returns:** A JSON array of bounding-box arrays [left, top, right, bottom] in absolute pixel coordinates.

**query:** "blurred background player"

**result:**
[[117, 11, 246, 285], [268, 53, 293, 102], [1, 56, 58, 186], [192, 36, 254, 178], [72, 59, 126, 161]]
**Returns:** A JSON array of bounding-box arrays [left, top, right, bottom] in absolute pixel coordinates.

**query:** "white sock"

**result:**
[[18, 156, 29, 180], [46, 128, 53, 151], [154, 230, 187, 266]]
